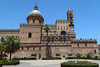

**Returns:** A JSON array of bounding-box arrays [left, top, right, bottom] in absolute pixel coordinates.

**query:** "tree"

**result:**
[[76, 53, 81, 59], [0, 38, 6, 60], [4, 36, 20, 60], [44, 24, 50, 58], [0, 44, 6, 60]]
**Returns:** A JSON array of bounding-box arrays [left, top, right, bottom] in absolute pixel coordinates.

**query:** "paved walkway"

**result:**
[[3, 59, 100, 67]]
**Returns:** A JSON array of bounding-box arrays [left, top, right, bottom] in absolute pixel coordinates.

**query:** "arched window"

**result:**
[[61, 31, 66, 35], [28, 32, 32, 38], [39, 21, 41, 23], [77, 43, 79, 47], [85, 43, 87, 47], [33, 20, 35, 23]]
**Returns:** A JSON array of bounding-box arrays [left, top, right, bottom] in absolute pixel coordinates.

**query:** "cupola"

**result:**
[[26, 4, 44, 24]]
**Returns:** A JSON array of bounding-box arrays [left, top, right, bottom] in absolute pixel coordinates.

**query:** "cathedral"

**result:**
[[0, 5, 98, 59]]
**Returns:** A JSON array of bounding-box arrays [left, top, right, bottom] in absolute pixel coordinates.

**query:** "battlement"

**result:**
[[72, 38, 97, 43], [0, 29, 19, 32]]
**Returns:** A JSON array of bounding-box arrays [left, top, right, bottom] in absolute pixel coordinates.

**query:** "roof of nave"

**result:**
[[56, 20, 67, 22], [43, 25, 56, 27], [0, 29, 19, 32], [56, 20, 68, 24]]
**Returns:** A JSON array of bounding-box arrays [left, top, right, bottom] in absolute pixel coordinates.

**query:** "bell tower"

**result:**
[[26, 4, 44, 24], [67, 9, 74, 31]]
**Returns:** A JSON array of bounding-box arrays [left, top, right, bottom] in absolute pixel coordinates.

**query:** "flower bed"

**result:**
[[61, 61, 99, 67]]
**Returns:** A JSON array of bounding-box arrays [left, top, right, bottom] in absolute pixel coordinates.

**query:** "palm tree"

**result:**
[[44, 24, 50, 58], [0, 38, 6, 60], [4, 36, 20, 60]]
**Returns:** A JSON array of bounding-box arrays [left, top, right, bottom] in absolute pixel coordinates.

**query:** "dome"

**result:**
[[29, 10, 42, 16], [29, 4, 42, 16]]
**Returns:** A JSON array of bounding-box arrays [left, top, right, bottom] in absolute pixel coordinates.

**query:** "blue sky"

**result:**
[[0, 0, 100, 44]]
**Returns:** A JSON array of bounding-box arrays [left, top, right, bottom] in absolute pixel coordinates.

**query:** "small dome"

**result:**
[[29, 10, 42, 16]]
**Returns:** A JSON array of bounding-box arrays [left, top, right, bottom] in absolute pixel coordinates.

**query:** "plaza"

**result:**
[[3, 59, 100, 67]]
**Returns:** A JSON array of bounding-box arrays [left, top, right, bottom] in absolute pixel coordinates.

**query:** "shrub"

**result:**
[[61, 61, 99, 67], [12, 57, 36, 60], [81, 56, 87, 59], [68, 54, 72, 56], [31, 54, 36, 56], [1, 60, 19, 65], [56, 54, 60, 56], [0, 63, 2, 67], [42, 57, 61, 60], [66, 57, 77, 59], [76, 53, 81, 59], [87, 54, 91, 59]]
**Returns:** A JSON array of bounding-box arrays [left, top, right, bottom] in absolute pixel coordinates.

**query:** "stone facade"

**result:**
[[0, 5, 99, 59]]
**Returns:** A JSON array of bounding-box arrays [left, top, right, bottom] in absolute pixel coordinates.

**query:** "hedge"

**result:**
[[56, 54, 60, 56], [31, 54, 37, 56], [0, 60, 19, 66], [68, 54, 72, 56], [12, 57, 36, 60], [61, 61, 99, 67], [0, 63, 2, 67], [42, 57, 61, 60]]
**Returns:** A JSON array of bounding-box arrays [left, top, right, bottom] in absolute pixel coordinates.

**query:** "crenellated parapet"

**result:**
[[0, 29, 19, 32], [72, 38, 97, 43]]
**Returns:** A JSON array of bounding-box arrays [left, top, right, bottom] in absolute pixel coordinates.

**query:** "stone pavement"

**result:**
[[3, 59, 100, 67]]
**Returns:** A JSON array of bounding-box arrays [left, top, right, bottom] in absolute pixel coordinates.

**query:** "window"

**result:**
[[22, 47, 23, 50], [63, 26, 65, 29], [85, 43, 87, 47], [33, 47, 35, 50], [66, 26, 68, 29], [27, 47, 29, 50], [33, 20, 35, 23], [28, 32, 32, 38], [69, 13, 71, 16], [52, 40, 54, 43], [39, 21, 41, 23], [39, 47, 41, 50], [94, 50, 96, 54], [77, 43, 79, 47], [64, 39, 66, 43], [58, 26, 59, 29], [48, 40, 50, 43], [60, 37, 62, 43], [70, 17, 72, 19], [61, 31, 66, 35], [61, 26, 62, 29]]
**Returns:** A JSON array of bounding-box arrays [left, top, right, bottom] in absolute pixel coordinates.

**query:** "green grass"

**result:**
[[61, 61, 99, 67]]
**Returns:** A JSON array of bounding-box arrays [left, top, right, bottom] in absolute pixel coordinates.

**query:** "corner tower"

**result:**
[[27, 4, 44, 24]]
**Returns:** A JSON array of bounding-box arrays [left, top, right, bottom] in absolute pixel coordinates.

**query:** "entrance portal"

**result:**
[[39, 53, 41, 59]]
